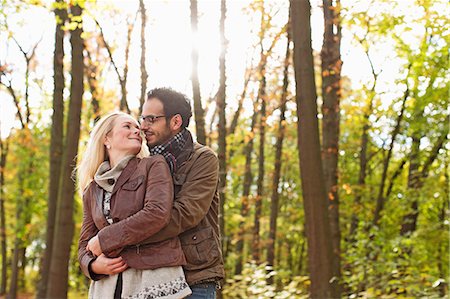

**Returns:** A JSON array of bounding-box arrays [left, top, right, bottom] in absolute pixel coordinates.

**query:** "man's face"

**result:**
[[140, 98, 173, 148]]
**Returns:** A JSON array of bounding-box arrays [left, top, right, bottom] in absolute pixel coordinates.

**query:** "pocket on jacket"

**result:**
[[122, 175, 144, 191], [180, 227, 220, 271]]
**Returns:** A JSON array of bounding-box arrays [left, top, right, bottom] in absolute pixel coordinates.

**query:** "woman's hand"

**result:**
[[90, 254, 128, 275], [86, 235, 102, 257]]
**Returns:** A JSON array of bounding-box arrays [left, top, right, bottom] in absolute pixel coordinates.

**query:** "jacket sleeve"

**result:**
[[97, 156, 174, 254], [78, 188, 106, 281], [143, 149, 219, 243]]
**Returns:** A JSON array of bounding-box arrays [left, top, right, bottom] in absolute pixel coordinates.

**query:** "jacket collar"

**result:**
[[175, 133, 194, 170], [111, 157, 139, 196]]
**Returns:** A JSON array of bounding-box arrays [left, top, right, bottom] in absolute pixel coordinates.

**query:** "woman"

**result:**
[[77, 112, 191, 299]]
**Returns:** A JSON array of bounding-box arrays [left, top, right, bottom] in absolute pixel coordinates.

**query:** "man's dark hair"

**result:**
[[146, 87, 192, 128]]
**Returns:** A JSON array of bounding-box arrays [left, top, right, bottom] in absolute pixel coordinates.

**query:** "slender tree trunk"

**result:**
[[139, 0, 148, 115], [348, 40, 379, 238], [234, 102, 257, 275], [228, 69, 251, 137], [85, 45, 101, 123], [252, 25, 267, 263], [290, 0, 336, 297], [95, 15, 135, 113], [227, 71, 250, 160], [8, 172, 26, 299], [267, 30, 290, 281], [321, 0, 342, 292], [36, 2, 66, 297], [437, 165, 449, 297], [217, 0, 227, 257], [0, 136, 7, 295], [8, 238, 21, 299], [348, 96, 373, 237], [190, 0, 206, 145], [372, 88, 408, 225], [384, 159, 407, 200], [18, 247, 26, 290], [120, 20, 133, 113], [401, 131, 448, 235], [252, 98, 264, 263], [400, 134, 421, 236], [297, 238, 306, 275], [47, 5, 84, 298]]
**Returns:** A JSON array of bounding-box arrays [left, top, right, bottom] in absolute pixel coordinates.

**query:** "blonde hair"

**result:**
[[77, 111, 148, 194]]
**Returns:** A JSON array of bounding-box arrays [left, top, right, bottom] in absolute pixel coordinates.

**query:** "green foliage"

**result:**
[[222, 262, 309, 299], [0, 0, 448, 297]]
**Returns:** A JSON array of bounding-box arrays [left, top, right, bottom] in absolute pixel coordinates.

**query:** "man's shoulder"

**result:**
[[176, 143, 218, 176], [192, 143, 218, 160]]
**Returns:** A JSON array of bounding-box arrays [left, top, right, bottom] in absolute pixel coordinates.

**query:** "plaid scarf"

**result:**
[[149, 129, 189, 175]]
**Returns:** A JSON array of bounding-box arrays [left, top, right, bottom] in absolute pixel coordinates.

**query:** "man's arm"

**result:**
[[143, 149, 219, 243]]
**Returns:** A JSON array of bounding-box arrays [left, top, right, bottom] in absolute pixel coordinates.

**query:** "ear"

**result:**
[[104, 136, 111, 149], [170, 114, 183, 132]]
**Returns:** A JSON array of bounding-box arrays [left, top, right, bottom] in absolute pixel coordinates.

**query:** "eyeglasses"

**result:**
[[139, 114, 166, 125]]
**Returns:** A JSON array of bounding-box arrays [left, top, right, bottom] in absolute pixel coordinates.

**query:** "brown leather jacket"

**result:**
[[140, 136, 225, 285], [78, 155, 186, 280]]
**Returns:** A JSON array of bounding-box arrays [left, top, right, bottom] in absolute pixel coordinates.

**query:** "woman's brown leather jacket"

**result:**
[[78, 156, 186, 280]]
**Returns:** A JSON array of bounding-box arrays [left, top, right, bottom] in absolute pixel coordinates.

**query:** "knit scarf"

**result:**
[[149, 129, 190, 175], [94, 155, 135, 192]]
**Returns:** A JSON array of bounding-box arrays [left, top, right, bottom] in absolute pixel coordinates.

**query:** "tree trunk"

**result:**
[[190, 0, 207, 145], [290, 0, 336, 297], [47, 4, 84, 298], [321, 0, 342, 292], [348, 97, 373, 238], [120, 19, 133, 113], [252, 22, 267, 263], [372, 87, 408, 226], [437, 165, 449, 297], [85, 47, 101, 123], [8, 172, 26, 299], [234, 102, 257, 275], [0, 136, 9, 295], [267, 29, 290, 280], [8, 237, 21, 299], [228, 69, 251, 137], [401, 131, 448, 235], [36, 2, 66, 297], [95, 16, 134, 113], [384, 158, 407, 200], [217, 0, 227, 257], [297, 238, 306, 275], [399, 133, 421, 236], [139, 0, 148, 115]]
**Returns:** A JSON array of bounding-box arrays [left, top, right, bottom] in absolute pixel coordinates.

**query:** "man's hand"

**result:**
[[86, 235, 102, 257], [90, 254, 128, 275]]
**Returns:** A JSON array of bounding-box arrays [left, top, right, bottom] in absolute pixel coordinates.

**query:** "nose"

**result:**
[[140, 121, 149, 131]]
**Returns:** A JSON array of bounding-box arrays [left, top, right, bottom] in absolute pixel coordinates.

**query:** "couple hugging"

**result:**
[[77, 88, 224, 299]]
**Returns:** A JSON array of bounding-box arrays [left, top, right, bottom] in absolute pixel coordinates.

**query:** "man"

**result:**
[[139, 87, 225, 298]]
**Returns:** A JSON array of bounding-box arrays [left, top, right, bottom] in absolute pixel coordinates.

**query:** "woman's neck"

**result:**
[[108, 152, 132, 168]]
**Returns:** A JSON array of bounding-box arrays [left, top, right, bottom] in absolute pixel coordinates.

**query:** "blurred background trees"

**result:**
[[0, 0, 448, 298]]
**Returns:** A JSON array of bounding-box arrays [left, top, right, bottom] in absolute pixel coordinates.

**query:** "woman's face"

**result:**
[[105, 115, 143, 156]]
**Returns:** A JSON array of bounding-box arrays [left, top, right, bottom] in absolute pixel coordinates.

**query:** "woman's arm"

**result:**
[[96, 156, 174, 255], [78, 189, 128, 279], [78, 189, 104, 280]]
